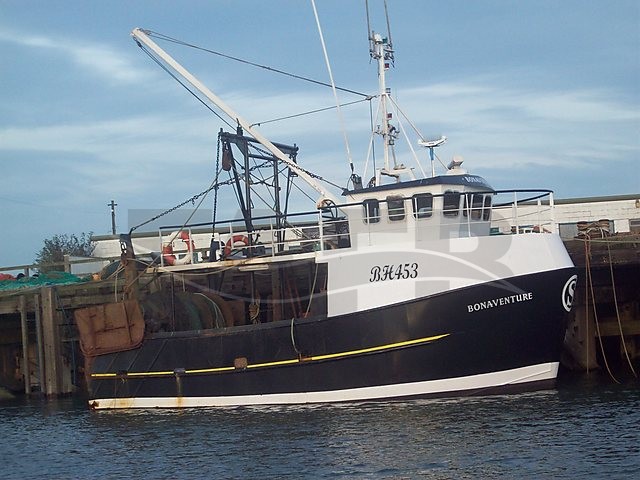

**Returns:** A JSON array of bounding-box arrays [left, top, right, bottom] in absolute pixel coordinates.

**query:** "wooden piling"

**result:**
[[41, 287, 62, 396], [34, 293, 46, 394], [19, 295, 31, 395], [563, 235, 640, 373]]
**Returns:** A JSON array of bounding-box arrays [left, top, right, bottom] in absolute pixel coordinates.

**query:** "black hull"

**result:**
[[87, 268, 575, 408]]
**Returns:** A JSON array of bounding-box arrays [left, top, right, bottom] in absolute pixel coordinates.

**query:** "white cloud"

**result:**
[[0, 28, 147, 83], [387, 79, 640, 170], [1, 74, 637, 207]]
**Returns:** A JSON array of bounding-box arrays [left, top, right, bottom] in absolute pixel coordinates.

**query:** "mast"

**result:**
[[131, 28, 340, 205], [369, 31, 413, 184], [372, 32, 391, 174]]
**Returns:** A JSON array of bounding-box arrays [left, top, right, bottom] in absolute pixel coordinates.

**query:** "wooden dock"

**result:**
[[0, 277, 126, 396], [562, 233, 640, 377]]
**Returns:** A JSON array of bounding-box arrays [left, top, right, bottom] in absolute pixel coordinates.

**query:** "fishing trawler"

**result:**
[[75, 17, 576, 409]]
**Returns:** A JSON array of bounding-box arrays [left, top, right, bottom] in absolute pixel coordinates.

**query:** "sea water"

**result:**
[[1, 372, 638, 479]]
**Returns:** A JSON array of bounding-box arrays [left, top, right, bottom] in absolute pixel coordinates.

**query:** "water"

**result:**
[[1, 373, 638, 479]]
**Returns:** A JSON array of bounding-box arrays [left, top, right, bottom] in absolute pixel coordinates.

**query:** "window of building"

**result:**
[[412, 193, 433, 219], [443, 191, 461, 217], [463, 194, 484, 220], [386, 196, 405, 221], [363, 199, 380, 224]]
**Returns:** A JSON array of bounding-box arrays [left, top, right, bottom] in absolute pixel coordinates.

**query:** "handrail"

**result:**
[[158, 188, 555, 232], [151, 188, 558, 259]]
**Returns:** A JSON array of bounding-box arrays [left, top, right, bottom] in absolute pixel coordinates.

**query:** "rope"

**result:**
[[305, 262, 320, 317], [585, 238, 620, 383], [290, 317, 302, 358], [584, 254, 590, 374], [311, 0, 355, 173], [135, 40, 232, 129], [605, 235, 638, 377]]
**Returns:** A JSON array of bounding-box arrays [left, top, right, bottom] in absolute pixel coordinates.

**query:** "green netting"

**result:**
[[0, 271, 86, 292]]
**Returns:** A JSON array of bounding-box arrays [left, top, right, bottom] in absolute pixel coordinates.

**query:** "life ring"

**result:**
[[162, 243, 177, 266], [224, 235, 249, 257], [163, 231, 195, 265]]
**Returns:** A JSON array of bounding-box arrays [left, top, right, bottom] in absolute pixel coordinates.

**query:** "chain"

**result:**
[[212, 135, 221, 233], [130, 179, 232, 233]]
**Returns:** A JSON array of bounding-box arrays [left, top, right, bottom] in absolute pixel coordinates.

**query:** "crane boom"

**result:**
[[130, 28, 339, 204]]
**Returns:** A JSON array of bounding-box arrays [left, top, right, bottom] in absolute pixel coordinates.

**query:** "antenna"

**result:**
[[418, 136, 447, 177]]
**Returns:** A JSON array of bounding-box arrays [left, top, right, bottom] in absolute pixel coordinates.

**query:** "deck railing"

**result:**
[[152, 189, 557, 264]]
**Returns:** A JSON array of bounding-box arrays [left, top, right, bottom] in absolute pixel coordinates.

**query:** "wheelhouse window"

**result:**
[[412, 193, 433, 219], [386, 196, 405, 221], [363, 198, 380, 224], [483, 195, 492, 221], [463, 194, 484, 220], [443, 191, 461, 217]]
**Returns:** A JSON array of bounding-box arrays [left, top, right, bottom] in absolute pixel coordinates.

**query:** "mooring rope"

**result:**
[[605, 237, 638, 377], [585, 238, 620, 383]]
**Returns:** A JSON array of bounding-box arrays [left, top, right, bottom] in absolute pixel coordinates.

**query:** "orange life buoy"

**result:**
[[162, 244, 177, 265], [163, 231, 195, 265], [177, 230, 196, 253], [224, 235, 249, 257]]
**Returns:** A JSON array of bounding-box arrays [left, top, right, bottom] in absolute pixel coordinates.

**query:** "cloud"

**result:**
[[0, 27, 147, 84], [1, 73, 637, 207], [386, 79, 640, 169]]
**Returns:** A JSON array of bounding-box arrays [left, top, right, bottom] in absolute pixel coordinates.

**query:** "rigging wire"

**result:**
[[137, 28, 366, 194], [365, 0, 373, 64], [386, 96, 448, 171], [244, 141, 345, 190], [250, 97, 373, 127], [145, 30, 370, 98], [310, 0, 355, 174], [383, 0, 394, 65], [135, 40, 233, 129]]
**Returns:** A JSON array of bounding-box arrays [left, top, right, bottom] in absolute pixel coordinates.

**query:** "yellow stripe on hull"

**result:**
[[91, 333, 449, 379]]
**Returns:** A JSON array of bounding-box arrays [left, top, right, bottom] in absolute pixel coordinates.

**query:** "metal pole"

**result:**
[[109, 200, 118, 235]]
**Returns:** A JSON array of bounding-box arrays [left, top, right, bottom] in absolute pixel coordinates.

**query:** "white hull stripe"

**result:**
[[90, 362, 559, 409]]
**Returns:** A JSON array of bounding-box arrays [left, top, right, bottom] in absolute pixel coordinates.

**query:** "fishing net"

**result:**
[[0, 271, 86, 292]]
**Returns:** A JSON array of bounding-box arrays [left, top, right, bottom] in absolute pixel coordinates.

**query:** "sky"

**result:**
[[1, 0, 639, 268]]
